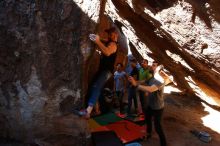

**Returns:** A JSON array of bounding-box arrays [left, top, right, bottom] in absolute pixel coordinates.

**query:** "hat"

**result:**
[[105, 27, 117, 34]]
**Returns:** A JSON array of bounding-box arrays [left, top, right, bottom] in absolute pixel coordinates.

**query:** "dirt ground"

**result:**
[[140, 93, 220, 146], [1, 90, 220, 146]]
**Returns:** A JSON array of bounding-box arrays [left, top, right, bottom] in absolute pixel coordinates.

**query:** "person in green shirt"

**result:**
[[138, 59, 152, 114]]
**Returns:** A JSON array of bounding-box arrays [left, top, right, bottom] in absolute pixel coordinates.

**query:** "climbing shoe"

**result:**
[[73, 109, 90, 119]]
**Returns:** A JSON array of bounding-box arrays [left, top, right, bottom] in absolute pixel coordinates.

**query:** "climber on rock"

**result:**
[[74, 27, 119, 118]]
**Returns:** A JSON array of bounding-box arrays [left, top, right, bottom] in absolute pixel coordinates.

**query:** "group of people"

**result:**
[[74, 27, 171, 146], [113, 58, 152, 116]]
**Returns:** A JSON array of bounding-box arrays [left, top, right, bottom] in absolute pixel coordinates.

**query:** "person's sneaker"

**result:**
[[73, 109, 90, 119], [138, 112, 144, 116], [134, 113, 139, 117], [125, 114, 133, 120], [118, 112, 126, 118]]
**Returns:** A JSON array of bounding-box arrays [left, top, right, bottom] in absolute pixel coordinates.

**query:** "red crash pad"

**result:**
[[91, 126, 109, 132], [105, 120, 146, 143], [116, 113, 145, 122]]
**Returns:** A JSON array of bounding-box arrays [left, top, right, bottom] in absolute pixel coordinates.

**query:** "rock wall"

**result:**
[[0, 0, 100, 144], [0, 0, 220, 145], [105, 0, 220, 106], [0, 0, 129, 145]]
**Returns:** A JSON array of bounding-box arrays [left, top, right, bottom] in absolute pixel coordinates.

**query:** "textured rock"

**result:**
[[106, 0, 220, 105], [1, 0, 220, 145], [0, 0, 129, 145], [0, 0, 99, 144]]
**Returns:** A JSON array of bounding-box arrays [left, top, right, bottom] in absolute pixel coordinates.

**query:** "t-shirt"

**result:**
[[114, 71, 126, 91], [99, 41, 117, 73], [146, 77, 164, 110], [129, 67, 139, 88], [139, 68, 152, 81], [130, 67, 139, 79]]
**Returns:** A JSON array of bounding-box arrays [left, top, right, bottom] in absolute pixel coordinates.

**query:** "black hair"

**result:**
[[130, 58, 137, 63], [105, 27, 117, 34], [153, 60, 158, 64], [153, 60, 160, 65], [142, 59, 148, 63]]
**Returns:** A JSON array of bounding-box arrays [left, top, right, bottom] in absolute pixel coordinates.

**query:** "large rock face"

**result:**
[[0, 0, 220, 145], [105, 0, 220, 105], [0, 0, 128, 145], [0, 0, 100, 144]]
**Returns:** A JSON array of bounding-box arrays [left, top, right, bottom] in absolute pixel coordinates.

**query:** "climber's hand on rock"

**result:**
[[89, 34, 96, 41], [89, 34, 100, 43], [94, 35, 100, 43]]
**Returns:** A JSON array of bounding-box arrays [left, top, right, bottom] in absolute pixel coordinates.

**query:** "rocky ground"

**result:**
[[140, 92, 220, 146], [1, 1, 220, 145], [1, 88, 220, 146]]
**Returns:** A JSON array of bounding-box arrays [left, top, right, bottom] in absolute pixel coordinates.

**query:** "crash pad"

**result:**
[[116, 113, 145, 123], [106, 120, 146, 143], [88, 119, 100, 130], [92, 131, 123, 146], [88, 119, 109, 132], [93, 112, 123, 126]]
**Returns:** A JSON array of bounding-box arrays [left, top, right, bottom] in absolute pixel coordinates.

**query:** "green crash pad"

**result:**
[[93, 113, 123, 126]]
